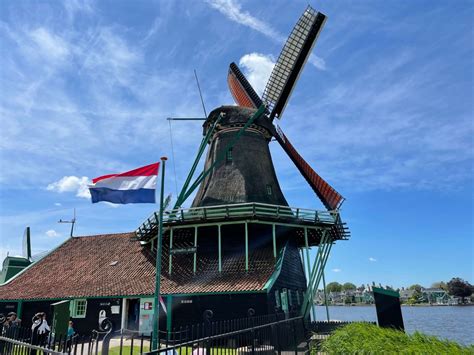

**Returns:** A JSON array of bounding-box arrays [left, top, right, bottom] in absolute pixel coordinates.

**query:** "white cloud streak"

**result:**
[[332, 268, 342, 273], [47, 176, 91, 199], [205, 0, 325, 70], [369, 257, 377, 262]]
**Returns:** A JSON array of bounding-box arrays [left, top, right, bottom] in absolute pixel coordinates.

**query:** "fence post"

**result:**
[[293, 318, 298, 355]]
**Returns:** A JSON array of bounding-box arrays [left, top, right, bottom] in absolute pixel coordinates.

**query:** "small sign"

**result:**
[[143, 302, 153, 310], [170, 247, 197, 255], [111, 305, 120, 314]]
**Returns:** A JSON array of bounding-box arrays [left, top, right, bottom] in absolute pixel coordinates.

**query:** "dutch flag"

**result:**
[[88, 163, 159, 204]]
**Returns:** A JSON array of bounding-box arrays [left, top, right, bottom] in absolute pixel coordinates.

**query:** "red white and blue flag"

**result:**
[[89, 163, 159, 204]]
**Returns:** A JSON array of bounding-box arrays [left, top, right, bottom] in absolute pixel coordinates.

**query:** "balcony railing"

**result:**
[[136, 202, 339, 240]]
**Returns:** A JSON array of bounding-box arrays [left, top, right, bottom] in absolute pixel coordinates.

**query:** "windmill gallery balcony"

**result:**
[[135, 202, 349, 247]]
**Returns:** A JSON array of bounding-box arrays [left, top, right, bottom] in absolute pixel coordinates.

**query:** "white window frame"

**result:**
[[71, 299, 87, 318]]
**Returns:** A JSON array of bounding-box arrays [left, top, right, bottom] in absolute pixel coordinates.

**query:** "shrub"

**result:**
[[320, 323, 473, 354]]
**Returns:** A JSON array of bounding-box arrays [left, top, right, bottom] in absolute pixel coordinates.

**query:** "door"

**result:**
[[51, 300, 70, 337], [127, 299, 140, 330]]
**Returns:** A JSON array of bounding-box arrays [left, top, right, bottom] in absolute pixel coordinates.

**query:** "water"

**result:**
[[314, 305, 474, 345]]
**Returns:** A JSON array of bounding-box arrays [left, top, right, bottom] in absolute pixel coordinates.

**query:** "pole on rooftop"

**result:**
[[152, 156, 167, 350]]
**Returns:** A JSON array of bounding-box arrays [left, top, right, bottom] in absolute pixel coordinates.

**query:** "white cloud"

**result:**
[[54, 202, 62, 206], [332, 268, 342, 273], [239, 53, 275, 95], [45, 229, 60, 237], [308, 54, 326, 71], [369, 257, 377, 262], [29, 28, 70, 61], [206, 0, 325, 70], [46, 176, 91, 199], [205, 0, 283, 42]]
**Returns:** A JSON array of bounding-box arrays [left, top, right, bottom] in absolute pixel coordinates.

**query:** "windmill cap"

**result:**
[[204, 105, 273, 138]]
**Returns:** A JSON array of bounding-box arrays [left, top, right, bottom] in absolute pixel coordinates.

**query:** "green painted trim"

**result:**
[[174, 114, 223, 208], [166, 295, 173, 340], [245, 222, 248, 271], [193, 227, 197, 274], [218, 225, 222, 272], [17, 300, 23, 318], [272, 224, 277, 258], [157, 219, 331, 233], [168, 290, 266, 297], [0, 294, 156, 303], [1, 289, 268, 302], [263, 241, 287, 291], [322, 270, 330, 321], [372, 287, 400, 298]]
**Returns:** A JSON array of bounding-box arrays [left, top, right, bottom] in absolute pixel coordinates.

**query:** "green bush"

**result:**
[[320, 323, 473, 354]]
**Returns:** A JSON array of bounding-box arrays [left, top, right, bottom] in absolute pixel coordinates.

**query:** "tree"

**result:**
[[326, 282, 342, 293], [447, 278, 473, 303], [409, 284, 422, 292], [431, 281, 448, 291], [342, 282, 357, 291]]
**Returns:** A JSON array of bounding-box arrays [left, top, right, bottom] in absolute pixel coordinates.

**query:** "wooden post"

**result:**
[[245, 222, 249, 271], [193, 226, 198, 273], [218, 224, 222, 272]]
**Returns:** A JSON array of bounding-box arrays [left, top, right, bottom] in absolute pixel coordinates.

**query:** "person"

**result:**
[[7, 312, 21, 328], [66, 320, 76, 351], [31, 313, 43, 355], [37, 313, 50, 347]]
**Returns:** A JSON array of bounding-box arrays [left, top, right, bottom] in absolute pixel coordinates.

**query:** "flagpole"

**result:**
[[152, 157, 167, 350]]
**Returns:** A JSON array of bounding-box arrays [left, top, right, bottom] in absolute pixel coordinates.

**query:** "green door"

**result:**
[[51, 300, 70, 337]]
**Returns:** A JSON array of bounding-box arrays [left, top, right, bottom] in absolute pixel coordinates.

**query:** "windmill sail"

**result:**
[[262, 7, 326, 120], [273, 126, 344, 210], [227, 62, 262, 109]]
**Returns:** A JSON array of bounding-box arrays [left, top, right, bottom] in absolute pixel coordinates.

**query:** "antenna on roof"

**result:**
[[58, 208, 76, 238]]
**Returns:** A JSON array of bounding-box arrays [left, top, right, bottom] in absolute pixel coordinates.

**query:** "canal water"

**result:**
[[314, 305, 474, 345]]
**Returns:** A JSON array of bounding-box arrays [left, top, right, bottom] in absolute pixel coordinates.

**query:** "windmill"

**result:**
[[136, 5, 348, 328]]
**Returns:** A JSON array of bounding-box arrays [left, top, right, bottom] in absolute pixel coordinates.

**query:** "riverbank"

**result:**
[[315, 323, 474, 354], [315, 305, 474, 345]]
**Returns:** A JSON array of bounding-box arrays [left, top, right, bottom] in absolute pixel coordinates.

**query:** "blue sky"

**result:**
[[0, 0, 472, 289]]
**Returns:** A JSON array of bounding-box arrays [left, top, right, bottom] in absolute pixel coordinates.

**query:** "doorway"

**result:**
[[127, 299, 140, 330]]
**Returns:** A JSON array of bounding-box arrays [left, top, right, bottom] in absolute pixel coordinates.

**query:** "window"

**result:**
[[71, 299, 87, 318], [288, 289, 293, 306], [226, 148, 233, 162], [275, 290, 281, 308], [296, 290, 301, 305], [266, 184, 273, 196]]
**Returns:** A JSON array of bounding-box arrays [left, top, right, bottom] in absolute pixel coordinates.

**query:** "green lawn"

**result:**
[[317, 323, 474, 354]]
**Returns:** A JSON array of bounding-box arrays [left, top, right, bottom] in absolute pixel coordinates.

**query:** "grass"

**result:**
[[317, 323, 474, 354]]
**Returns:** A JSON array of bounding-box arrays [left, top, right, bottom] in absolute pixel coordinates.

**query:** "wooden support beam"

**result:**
[[245, 222, 249, 271], [193, 227, 197, 274], [272, 224, 277, 259], [218, 225, 222, 272]]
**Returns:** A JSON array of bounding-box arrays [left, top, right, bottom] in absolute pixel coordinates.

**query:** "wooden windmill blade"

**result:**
[[227, 62, 263, 109], [273, 125, 344, 210], [262, 7, 326, 120]]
